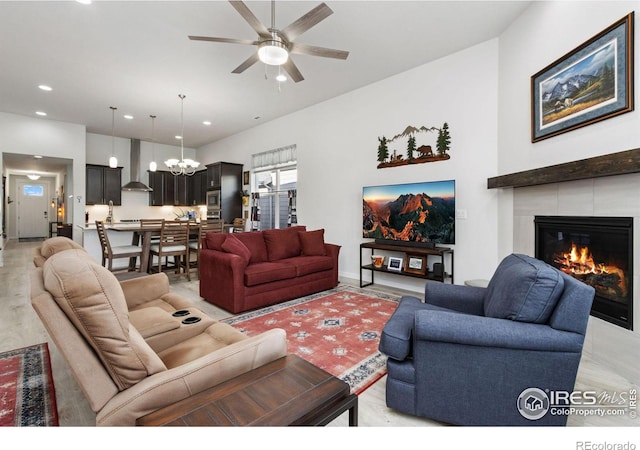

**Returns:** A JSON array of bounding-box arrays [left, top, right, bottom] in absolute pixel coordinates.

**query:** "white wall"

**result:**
[[198, 39, 502, 292], [497, 1, 640, 256], [498, 1, 640, 381], [0, 112, 86, 242]]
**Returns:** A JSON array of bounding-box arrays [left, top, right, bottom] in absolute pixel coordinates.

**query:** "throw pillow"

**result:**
[[235, 232, 269, 263], [484, 253, 565, 324], [221, 234, 251, 264], [299, 229, 327, 256], [204, 232, 227, 251], [263, 226, 306, 261]]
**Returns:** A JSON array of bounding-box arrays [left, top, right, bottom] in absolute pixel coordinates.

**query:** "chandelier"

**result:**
[[165, 94, 200, 176]]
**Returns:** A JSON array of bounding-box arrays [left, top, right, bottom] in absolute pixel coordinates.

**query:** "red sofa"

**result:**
[[199, 226, 341, 313]]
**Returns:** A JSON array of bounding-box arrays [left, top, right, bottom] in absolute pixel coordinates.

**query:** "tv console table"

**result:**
[[360, 242, 454, 288]]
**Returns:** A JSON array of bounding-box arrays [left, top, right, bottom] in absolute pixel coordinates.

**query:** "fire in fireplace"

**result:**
[[535, 216, 633, 330]]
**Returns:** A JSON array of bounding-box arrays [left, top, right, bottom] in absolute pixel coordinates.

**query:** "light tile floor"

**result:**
[[1, 239, 638, 438]]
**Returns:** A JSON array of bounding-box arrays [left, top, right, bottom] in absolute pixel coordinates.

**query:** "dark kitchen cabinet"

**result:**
[[189, 170, 207, 206], [148, 170, 206, 206], [86, 165, 122, 205], [147, 171, 165, 206], [206, 162, 243, 223]]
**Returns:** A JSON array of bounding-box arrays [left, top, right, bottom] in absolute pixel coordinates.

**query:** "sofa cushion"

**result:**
[[43, 250, 166, 390], [157, 322, 248, 369], [244, 261, 297, 286], [484, 253, 565, 324], [40, 236, 86, 259], [221, 234, 251, 264], [282, 255, 333, 277], [263, 226, 307, 261], [204, 232, 227, 251], [299, 229, 327, 256], [235, 232, 269, 264]]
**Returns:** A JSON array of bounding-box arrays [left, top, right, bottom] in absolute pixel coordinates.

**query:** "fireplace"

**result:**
[[535, 216, 633, 330]]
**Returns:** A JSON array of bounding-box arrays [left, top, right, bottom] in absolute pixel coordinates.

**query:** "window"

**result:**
[[23, 185, 44, 197], [254, 166, 297, 230], [251, 145, 297, 230]]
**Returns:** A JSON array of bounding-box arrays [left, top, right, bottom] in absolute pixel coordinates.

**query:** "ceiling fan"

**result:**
[[188, 0, 349, 83]]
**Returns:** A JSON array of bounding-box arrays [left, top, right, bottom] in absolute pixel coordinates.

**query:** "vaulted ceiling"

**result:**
[[0, 1, 530, 163]]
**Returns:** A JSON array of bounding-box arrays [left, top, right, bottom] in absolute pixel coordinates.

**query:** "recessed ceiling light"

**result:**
[[38, 85, 53, 91], [123, 114, 134, 120], [276, 74, 287, 82], [34, 155, 43, 159], [202, 121, 212, 126], [175, 135, 182, 140], [76, 0, 92, 4], [36, 111, 47, 116], [27, 174, 41, 180]]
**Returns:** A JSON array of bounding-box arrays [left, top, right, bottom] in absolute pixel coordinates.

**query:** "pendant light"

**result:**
[[109, 106, 118, 168], [164, 94, 200, 176], [149, 115, 157, 172]]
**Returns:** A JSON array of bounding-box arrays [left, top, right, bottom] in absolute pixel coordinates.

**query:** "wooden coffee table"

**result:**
[[136, 354, 358, 426]]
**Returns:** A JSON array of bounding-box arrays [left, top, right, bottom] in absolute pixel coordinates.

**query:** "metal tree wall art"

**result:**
[[376, 123, 451, 169]]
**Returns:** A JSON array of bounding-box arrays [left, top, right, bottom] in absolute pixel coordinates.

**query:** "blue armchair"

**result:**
[[379, 253, 595, 426]]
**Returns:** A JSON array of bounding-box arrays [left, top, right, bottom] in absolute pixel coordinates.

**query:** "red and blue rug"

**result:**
[[0, 343, 58, 426], [223, 285, 399, 394]]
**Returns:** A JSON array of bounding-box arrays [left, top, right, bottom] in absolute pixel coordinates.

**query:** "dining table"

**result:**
[[108, 221, 233, 273]]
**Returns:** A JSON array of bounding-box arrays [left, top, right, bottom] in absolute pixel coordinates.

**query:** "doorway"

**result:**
[[17, 180, 49, 239]]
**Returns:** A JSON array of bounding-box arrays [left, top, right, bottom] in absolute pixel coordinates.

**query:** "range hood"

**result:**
[[122, 138, 153, 192]]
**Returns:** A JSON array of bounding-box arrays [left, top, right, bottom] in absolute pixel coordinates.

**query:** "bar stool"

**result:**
[[95, 221, 143, 272], [188, 219, 224, 278], [149, 221, 191, 281]]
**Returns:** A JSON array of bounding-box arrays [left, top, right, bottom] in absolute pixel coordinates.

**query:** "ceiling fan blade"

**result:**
[[290, 43, 349, 60], [282, 58, 304, 83], [228, 1, 271, 39], [281, 2, 333, 42], [189, 36, 259, 46], [232, 52, 260, 74]]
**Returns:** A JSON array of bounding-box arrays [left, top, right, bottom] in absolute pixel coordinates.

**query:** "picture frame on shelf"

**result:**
[[531, 13, 634, 142], [404, 255, 427, 275], [387, 256, 403, 272]]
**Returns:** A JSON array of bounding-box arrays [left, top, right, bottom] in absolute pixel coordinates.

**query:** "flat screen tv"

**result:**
[[363, 180, 455, 246]]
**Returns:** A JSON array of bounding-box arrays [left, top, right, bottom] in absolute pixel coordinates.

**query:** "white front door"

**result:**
[[17, 181, 49, 239]]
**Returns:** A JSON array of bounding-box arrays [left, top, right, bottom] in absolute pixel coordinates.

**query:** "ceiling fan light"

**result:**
[[258, 41, 288, 66]]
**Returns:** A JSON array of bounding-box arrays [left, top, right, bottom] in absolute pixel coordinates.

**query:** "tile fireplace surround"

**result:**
[[510, 173, 640, 384]]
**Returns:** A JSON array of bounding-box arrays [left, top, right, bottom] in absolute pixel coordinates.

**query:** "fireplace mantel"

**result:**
[[487, 147, 640, 189]]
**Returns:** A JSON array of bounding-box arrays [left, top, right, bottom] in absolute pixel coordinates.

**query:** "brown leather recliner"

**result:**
[[30, 240, 287, 426]]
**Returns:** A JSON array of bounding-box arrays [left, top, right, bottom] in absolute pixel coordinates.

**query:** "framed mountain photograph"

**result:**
[[531, 13, 634, 142]]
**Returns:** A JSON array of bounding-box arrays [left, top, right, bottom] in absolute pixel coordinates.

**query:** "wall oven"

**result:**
[[206, 190, 221, 219]]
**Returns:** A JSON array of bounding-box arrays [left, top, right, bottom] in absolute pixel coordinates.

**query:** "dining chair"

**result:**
[[95, 220, 143, 272], [137, 218, 166, 272], [188, 219, 224, 278], [149, 220, 191, 281]]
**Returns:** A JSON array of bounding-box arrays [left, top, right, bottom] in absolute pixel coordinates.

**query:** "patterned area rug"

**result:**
[[223, 285, 399, 394], [0, 343, 59, 426]]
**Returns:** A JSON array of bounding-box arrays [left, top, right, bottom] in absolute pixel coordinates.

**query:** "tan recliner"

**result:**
[[30, 242, 287, 426]]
